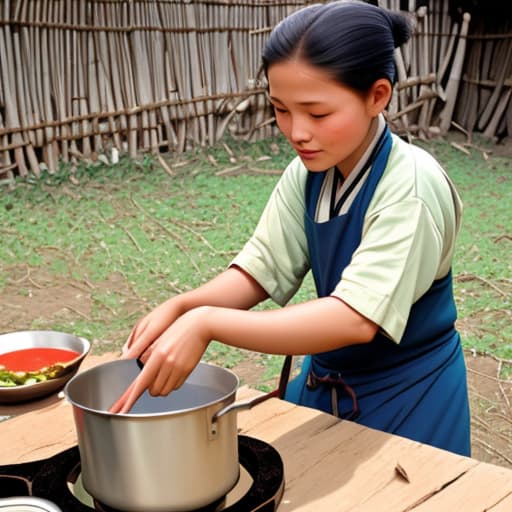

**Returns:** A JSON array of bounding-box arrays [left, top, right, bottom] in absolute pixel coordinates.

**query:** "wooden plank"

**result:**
[[239, 398, 343, 445], [0, 398, 77, 465], [411, 461, 512, 512], [240, 397, 479, 512], [346, 443, 477, 512], [273, 425, 476, 512], [488, 492, 512, 511]]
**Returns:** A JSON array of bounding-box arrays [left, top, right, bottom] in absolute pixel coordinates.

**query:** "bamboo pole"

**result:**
[[121, 1, 138, 159], [78, 1, 92, 157], [439, 12, 471, 134], [478, 34, 495, 122], [40, 0, 59, 171], [478, 40, 512, 131], [145, 1, 160, 152], [169, 2, 187, 153], [104, 1, 122, 152], [416, 6, 431, 137], [1, 0, 29, 176], [0, 93, 14, 182], [12, 1, 39, 174], [506, 91, 512, 138], [49, 0, 68, 163], [394, 47, 410, 132], [197, 1, 211, 146], [93, 1, 118, 157], [207, 1, 218, 145], [185, 1, 207, 147], [483, 88, 512, 139], [155, 2, 177, 152], [20, 0, 41, 149], [130, 3, 148, 151]]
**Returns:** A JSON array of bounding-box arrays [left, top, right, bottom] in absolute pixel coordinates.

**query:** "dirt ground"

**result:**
[[1, 267, 511, 470]]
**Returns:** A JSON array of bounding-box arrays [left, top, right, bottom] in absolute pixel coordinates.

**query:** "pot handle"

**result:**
[[212, 390, 278, 422], [210, 356, 292, 437]]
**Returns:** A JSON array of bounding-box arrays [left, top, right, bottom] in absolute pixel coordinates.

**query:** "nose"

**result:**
[[289, 116, 313, 144]]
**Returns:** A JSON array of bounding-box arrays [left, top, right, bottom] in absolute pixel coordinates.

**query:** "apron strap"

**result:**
[[306, 369, 360, 420], [266, 355, 293, 400]]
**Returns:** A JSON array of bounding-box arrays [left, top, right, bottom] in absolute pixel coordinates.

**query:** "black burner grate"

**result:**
[[0, 435, 284, 512]]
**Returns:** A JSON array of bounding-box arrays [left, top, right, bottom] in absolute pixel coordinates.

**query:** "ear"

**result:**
[[366, 79, 393, 116]]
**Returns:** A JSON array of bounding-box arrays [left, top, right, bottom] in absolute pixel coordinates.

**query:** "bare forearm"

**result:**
[[203, 297, 378, 355], [173, 266, 269, 314]]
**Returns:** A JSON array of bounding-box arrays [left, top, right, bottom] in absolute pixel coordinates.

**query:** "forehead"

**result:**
[[267, 59, 354, 104]]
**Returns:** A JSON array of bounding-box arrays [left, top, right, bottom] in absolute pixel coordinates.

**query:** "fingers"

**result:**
[[122, 323, 154, 360], [109, 360, 157, 414], [109, 360, 190, 414], [122, 319, 144, 354], [138, 344, 154, 365], [108, 381, 138, 414], [153, 362, 185, 397], [150, 360, 173, 396]]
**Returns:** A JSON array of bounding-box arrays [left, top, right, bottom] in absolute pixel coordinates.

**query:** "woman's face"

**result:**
[[267, 58, 378, 176]]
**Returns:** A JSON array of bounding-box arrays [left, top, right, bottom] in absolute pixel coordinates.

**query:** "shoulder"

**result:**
[[383, 135, 446, 196], [371, 134, 462, 218]]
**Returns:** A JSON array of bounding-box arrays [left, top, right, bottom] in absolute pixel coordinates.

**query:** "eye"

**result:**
[[310, 112, 330, 119], [272, 105, 288, 114]]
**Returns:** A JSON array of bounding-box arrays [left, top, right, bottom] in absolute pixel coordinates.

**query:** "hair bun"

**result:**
[[387, 10, 413, 48]]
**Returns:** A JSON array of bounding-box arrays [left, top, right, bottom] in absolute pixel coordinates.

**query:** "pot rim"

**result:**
[[64, 359, 240, 418]]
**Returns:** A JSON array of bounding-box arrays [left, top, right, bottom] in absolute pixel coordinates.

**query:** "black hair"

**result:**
[[262, 0, 413, 93]]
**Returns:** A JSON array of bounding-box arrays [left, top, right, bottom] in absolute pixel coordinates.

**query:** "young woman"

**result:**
[[111, 0, 470, 456]]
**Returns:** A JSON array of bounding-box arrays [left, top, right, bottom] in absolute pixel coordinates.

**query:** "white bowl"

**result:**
[[0, 330, 90, 404]]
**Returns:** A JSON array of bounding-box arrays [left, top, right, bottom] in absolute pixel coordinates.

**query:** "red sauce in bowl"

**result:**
[[0, 348, 81, 372]]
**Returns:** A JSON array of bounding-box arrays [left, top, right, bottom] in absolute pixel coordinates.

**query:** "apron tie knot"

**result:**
[[306, 370, 360, 420]]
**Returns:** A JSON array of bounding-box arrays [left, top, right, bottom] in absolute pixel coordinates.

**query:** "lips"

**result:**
[[296, 148, 322, 160]]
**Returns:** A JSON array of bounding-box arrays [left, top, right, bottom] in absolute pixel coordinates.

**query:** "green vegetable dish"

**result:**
[[0, 364, 69, 387]]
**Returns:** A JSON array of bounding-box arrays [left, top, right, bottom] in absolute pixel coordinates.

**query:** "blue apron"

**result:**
[[285, 128, 471, 456]]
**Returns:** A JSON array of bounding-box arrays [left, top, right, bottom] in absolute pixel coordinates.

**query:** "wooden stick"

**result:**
[[478, 40, 512, 131], [417, 7, 431, 137], [0, 0, 29, 176], [483, 88, 512, 139], [122, 2, 138, 159], [439, 12, 471, 134], [457, 25, 482, 133], [390, 90, 438, 121], [394, 47, 410, 129], [506, 87, 512, 138], [437, 22, 459, 87], [12, 26, 39, 174]]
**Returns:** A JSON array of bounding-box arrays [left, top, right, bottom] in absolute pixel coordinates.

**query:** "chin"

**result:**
[[301, 160, 333, 173]]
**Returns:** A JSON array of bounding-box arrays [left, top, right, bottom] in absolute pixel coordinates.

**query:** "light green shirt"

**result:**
[[231, 134, 463, 343]]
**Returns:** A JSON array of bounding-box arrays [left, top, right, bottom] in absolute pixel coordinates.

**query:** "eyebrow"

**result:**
[[268, 95, 325, 106]]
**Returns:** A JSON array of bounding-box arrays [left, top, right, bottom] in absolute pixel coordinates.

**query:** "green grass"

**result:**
[[420, 137, 512, 362], [1, 133, 510, 381]]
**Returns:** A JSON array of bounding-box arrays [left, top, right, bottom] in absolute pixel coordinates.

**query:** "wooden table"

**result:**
[[1, 353, 512, 511]]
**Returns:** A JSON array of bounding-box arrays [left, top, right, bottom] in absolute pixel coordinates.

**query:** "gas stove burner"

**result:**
[[0, 435, 284, 512], [93, 494, 226, 512]]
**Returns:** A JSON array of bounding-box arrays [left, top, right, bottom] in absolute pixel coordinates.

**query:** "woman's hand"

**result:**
[[121, 297, 184, 361], [110, 306, 212, 414]]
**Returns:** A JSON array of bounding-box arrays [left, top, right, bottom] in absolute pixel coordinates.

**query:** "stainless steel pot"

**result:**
[[64, 359, 271, 512]]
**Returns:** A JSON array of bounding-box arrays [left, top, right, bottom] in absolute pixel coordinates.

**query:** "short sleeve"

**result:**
[[331, 137, 462, 343]]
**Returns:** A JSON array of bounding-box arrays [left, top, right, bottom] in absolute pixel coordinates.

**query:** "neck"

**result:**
[[337, 117, 379, 180]]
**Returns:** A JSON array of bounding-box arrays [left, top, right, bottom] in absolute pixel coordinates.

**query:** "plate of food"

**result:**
[[0, 330, 90, 403]]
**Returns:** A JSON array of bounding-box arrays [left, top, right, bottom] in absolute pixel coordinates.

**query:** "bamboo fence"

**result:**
[[0, 0, 511, 180]]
